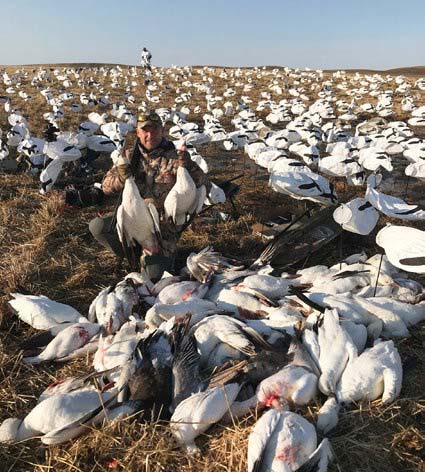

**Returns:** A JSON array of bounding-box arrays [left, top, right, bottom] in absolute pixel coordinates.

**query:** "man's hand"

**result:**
[[177, 142, 189, 168], [116, 152, 132, 181]]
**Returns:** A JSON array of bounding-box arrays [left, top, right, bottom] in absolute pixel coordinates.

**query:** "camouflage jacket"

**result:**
[[102, 138, 210, 211]]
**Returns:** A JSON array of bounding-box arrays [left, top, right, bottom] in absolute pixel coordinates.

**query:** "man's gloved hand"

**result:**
[[116, 153, 132, 181]]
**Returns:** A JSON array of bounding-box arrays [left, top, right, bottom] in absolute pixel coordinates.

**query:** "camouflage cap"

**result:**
[[137, 110, 162, 129]]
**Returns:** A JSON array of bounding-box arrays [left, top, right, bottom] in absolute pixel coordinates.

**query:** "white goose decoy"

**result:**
[[333, 197, 380, 235], [358, 148, 393, 172], [44, 140, 82, 162], [268, 157, 309, 174], [86, 135, 117, 153], [8, 293, 88, 330], [0, 387, 116, 445], [205, 182, 226, 205], [248, 409, 332, 472], [171, 382, 241, 455], [23, 323, 100, 364], [39, 158, 65, 194], [336, 340, 402, 405], [405, 160, 425, 180], [318, 153, 362, 178], [376, 225, 425, 273], [164, 166, 200, 227], [117, 175, 161, 256], [366, 174, 425, 221], [403, 143, 425, 163], [269, 171, 338, 206]]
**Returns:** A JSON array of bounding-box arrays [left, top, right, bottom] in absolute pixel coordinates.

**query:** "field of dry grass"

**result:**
[[0, 64, 424, 471]]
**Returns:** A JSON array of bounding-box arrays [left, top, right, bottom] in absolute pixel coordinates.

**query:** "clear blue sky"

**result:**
[[1, 0, 425, 69]]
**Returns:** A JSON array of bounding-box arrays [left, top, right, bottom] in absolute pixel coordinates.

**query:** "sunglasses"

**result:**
[[137, 112, 161, 123]]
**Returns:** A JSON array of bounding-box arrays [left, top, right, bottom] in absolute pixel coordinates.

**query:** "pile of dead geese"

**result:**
[[3, 241, 425, 470]]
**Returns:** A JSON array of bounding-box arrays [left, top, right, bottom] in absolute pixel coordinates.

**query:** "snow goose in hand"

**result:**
[[333, 197, 380, 235], [366, 174, 425, 221], [248, 409, 332, 472], [117, 175, 161, 256], [164, 166, 201, 227], [8, 293, 87, 330], [376, 225, 425, 273]]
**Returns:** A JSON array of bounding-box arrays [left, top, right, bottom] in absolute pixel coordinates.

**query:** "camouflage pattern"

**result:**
[[102, 138, 210, 258]]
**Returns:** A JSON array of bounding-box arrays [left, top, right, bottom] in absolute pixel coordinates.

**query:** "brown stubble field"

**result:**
[[0, 64, 424, 471]]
